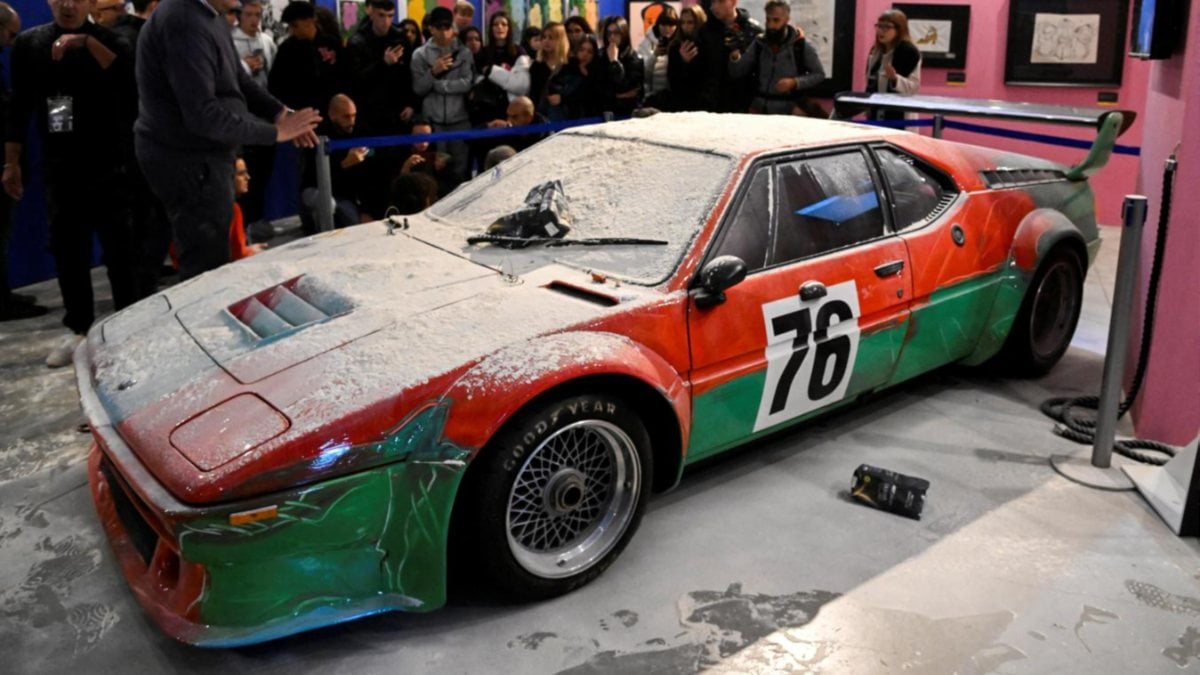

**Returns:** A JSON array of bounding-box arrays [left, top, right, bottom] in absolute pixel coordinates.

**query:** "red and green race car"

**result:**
[[77, 103, 1129, 646]]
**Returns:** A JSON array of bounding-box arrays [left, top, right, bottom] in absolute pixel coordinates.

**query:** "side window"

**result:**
[[875, 147, 957, 231], [772, 151, 886, 265], [712, 166, 771, 272]]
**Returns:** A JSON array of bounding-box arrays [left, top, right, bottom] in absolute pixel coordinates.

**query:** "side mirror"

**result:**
[[693, 255, 747, 309]]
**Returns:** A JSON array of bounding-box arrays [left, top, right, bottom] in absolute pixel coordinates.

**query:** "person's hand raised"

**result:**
[[384, 44, 404, 65], [680, 40, 699, 63], [275, 107, 322, 147]]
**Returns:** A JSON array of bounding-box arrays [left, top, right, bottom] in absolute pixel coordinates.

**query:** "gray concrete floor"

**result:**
[[2, 226, 1197, 674]]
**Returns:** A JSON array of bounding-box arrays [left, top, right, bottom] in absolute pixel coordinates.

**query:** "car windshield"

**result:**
[[428, 133, 733, 284]]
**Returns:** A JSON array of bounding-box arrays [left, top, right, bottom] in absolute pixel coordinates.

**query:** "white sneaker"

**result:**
[[46, 334, 84, 368]]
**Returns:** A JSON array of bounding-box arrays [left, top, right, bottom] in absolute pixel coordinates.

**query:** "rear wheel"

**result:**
[[456, 393, 652, 600], [1000, 247, 1084, 376]]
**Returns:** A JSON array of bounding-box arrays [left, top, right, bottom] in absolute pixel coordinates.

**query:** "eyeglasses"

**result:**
[[875, 22, 896, 30]]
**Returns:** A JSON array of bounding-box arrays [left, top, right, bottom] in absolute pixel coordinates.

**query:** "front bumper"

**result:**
[[77, 344, 469, 647]]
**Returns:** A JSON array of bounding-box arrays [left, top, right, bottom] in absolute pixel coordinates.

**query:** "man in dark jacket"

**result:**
[[135, 0, 320, 281], [698, 0, 761, 113], [346, 0, 415, 134], [269, 1, 346, 115], [4, 0, 139, 365], [729, 1, 824, 115]]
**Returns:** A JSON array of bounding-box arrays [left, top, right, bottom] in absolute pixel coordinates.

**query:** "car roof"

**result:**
[[562, 112, 905, 157]]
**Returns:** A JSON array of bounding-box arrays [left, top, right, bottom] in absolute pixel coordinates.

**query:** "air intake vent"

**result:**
[[981, 168, 1067, 189], [544, 281, 620, 307], [226, 276, 351, 340]]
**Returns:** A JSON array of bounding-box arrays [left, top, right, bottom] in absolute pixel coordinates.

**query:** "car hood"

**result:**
[[85, 221, 663, 502]]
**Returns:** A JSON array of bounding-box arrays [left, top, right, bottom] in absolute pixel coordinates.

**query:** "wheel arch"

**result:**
[[439, 332, 690, 494], [963, 208, 1088, 365]]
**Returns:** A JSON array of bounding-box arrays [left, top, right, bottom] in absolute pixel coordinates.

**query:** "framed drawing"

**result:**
[[893, 4, 969, 69], [739, 0, 856, 96], [1005, 0, 1129, 86]]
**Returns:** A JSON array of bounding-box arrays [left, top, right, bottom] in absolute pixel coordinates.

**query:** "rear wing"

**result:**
[[833, 93, 1136, 181]]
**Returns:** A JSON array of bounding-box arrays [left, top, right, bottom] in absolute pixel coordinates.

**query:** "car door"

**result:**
[[686, 147, 913, 463], [870, 144, 987, 384]]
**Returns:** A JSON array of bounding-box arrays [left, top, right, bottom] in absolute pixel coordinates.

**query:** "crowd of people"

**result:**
[[0, 0, 923, 367]]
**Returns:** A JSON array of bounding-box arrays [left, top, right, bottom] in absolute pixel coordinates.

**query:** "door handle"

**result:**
[[799, 281, 827, 301], [875, 260, 905, 278]]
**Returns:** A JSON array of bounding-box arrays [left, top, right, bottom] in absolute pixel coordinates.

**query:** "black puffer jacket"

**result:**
[[696, 8, 762, 112], [597, 46, 644, 119]]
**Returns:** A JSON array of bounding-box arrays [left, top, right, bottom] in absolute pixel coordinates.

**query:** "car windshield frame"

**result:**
[[425, 133, 735, 285]]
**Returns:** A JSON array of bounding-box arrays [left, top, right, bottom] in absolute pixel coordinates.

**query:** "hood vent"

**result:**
[[980, 168, 1066, 189], [227, 275, 352, 341], [544, 281, 620, 307]]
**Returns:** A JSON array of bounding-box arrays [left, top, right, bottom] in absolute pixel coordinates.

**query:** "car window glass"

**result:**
[[875, 147, 954, 231], [772, 151, 885, 264], [712, 167, 771, 272], [426, 135, 733, 284]]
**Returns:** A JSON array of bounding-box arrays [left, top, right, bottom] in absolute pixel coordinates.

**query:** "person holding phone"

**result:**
[[232, 0, 275, 89]]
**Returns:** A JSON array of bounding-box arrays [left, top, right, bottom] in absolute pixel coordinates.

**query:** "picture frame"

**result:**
[[893, 3, 970, 69], [738, 0, 856, 97], [1004, 0, 1129, 87]]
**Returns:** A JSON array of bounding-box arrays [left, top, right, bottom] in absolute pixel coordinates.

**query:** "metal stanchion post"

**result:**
[[1049, 195, 1146, 490], [314, 135, 334, 233], [1092, 195, 1147, 466], [932, 114, 944, 138]]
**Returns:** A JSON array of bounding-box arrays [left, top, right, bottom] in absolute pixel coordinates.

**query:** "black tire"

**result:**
[[999, 246, 1085, 376], [454, 393, 653, 601]]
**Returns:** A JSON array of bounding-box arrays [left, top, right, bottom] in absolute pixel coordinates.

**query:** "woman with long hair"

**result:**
[[561, 32, 603, 119], [666, 5, 706, 112], [597, 16, 643, 119], [399, 18, 424, 48], [564, 15, 593, 56], [865, 8, 921, 117], [637, 5, 677, 110], [480, 10, 532, 98], [530, 22, 570, 120]]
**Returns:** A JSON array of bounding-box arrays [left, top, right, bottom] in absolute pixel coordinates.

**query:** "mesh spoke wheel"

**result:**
[[506, 420, 641, 579]]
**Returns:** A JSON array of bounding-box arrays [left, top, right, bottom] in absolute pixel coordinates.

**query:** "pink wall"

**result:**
[[852, 0, 1150, 225], [1127, 1, 1200, 445]]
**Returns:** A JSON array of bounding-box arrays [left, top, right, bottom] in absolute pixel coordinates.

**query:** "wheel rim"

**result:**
[[1029, 259, 1080, 359], [506, 419, 641, 579]]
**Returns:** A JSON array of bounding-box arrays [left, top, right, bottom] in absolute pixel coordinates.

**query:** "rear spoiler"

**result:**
[[833, 93, 1136, 181]]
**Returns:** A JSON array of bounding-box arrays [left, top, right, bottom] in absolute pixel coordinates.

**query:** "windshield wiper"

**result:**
[[467, 234, 667, 247]]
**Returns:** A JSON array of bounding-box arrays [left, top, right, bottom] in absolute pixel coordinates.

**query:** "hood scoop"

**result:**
[[228, 275, 353, 342], [544, 281, 620, 307]]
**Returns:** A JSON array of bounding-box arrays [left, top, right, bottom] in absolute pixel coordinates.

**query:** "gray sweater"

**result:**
[[411, 39, 473, 125], [135, 0, 282, 157]]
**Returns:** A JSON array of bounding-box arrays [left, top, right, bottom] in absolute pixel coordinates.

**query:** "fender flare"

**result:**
[[963, 208, 1087, 365], [436, 331, 691, 468]]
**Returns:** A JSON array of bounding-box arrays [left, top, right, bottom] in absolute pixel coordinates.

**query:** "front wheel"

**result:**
[[999, 247, 1085, 376], [456, 393, 652, 600]]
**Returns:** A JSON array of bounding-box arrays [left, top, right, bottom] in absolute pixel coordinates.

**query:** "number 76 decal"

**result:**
[[754, 281, 861, 432]]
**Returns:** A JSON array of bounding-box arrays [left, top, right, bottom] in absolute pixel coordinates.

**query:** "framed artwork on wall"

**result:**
[[1004, 0, 1129, 86], [893, 3, 969, 69], [738, 0, 855, 96]]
